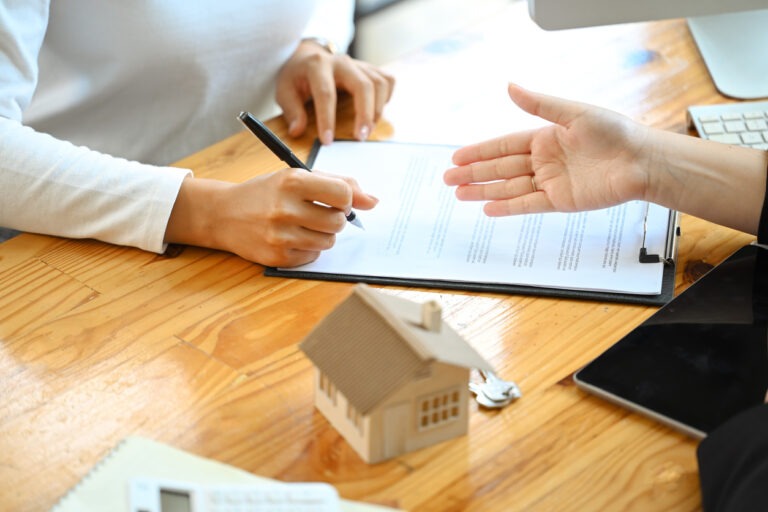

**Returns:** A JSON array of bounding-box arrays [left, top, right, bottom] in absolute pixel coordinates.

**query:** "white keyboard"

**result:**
[[687, 100, 768, 149]]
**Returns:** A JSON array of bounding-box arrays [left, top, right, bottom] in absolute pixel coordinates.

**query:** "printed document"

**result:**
[[281, 141, 670, 295]]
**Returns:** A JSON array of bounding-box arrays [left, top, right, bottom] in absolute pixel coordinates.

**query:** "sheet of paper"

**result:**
[[293, 141, 668, 295]]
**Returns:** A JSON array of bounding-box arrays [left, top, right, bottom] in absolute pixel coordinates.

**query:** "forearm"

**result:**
[[0, 118, 190, 252], [645, 128, 768, 234], [164, 177, 231, 250]]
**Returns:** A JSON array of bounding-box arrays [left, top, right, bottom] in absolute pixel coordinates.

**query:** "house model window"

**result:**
[[418, 388, 461, 431], [299, 283, 494, 464], [318, 372, 337, 406]]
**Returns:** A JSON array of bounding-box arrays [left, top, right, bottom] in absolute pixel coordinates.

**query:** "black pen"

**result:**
[[237, 111, 363, 229]]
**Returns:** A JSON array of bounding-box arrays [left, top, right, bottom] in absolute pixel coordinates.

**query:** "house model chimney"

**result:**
[[420, 300, 442, 332]]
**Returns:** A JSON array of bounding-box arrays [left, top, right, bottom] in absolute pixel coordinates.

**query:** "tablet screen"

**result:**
[[574, 244, 768, 438]]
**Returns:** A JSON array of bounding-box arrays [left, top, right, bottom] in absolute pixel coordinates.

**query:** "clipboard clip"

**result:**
[[638, 202, 679, 265]]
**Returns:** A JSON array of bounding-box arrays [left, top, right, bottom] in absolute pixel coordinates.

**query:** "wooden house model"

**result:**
[[299, 284, 493, 464]]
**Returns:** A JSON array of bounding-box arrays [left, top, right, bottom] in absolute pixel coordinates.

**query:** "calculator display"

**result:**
[[160, 489, 192, 512]]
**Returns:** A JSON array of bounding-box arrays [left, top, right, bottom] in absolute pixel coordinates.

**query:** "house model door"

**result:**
[[383, 401, 410, 460]]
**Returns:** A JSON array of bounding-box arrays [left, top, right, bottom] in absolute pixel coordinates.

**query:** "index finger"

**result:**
[[452, 129, 537, 166], [314, 169, 379, 211], [305, 57, 338, 145], [297, 172, 353, 212], [334, 62, 375, 140]]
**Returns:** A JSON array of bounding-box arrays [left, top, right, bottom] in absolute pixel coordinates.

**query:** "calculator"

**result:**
[[129, 477, 341, 512]]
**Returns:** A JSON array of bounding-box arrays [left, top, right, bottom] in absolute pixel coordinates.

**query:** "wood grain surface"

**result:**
[[0, 4, 755, 511]]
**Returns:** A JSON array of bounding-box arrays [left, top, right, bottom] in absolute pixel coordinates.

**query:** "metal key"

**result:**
[[479, 370, 521, 402], [469, 382, 512, 409]]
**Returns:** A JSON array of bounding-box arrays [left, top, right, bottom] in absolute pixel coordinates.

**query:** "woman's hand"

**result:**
[[444, 83, 653, 216], [276, 40, 395, 145], [165, 170, 378, 267]]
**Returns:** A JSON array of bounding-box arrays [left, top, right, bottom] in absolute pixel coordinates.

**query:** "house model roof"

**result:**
[[299, 284, 493, 414]]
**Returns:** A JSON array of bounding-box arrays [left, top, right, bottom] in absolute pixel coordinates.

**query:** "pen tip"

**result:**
[[348, 213, 364, 229]]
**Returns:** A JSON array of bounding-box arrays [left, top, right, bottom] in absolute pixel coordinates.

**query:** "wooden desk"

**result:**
[[0, 4, 756, 511]]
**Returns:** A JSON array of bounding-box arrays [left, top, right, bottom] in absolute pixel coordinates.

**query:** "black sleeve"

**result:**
[[758, 158, 768, 244], [697, 404, 768, 511]]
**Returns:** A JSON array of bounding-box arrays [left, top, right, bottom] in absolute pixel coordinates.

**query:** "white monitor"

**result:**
[[528, 0, 768, 100]]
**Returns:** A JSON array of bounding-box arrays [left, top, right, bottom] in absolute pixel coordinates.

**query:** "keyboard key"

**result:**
[[721, 112, 743, 121], [701, 122, 724, 134], [708, 133, 742, 144], [741, 132, 764, 144], [724, 120, 747, 132], [699, 114, 721, 123]]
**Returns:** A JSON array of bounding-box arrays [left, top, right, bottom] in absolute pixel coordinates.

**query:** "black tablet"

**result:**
[[574, 244, 768, 438]]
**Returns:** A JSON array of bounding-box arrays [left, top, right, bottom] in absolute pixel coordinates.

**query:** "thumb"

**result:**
[[507, 83, 585, 128]]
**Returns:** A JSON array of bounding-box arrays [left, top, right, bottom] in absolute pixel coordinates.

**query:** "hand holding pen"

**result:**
[[166, 112, 377, 268], [238, 111, 364, 229]]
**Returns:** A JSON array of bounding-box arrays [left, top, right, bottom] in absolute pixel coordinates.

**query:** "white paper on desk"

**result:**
[[297, 141, 667, 295]]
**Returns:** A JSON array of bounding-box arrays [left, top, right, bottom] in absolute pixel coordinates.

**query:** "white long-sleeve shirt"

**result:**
[[0, 0, 354, 252]]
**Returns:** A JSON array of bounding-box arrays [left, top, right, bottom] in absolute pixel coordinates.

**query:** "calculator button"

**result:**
[[202, 482, 340, 512]]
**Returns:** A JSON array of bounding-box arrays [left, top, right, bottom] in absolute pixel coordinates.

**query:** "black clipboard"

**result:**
[[265, 140, 680, 306]]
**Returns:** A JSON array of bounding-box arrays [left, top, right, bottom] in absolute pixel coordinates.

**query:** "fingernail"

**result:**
[[288, 119, 299, 135], [321, 129, 334, 145], [357, 125, 370, 141]]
